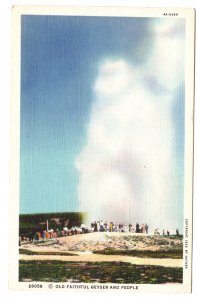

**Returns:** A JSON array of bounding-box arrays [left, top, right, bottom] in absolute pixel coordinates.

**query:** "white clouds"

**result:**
[[75, 19, 184, 231]]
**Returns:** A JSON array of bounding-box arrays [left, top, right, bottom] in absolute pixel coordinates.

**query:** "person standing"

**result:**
[[109, 222, 113, 232], [145, 223, 148, 234], [81, 223, 85, 234], [136, 222, 140, 233], [129, 223, 132, 233]]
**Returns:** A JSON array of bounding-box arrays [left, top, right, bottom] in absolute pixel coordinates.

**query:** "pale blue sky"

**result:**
[[20, 16, 184, 216]]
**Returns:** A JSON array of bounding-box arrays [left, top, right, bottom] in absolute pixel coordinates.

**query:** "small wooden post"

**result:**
[[46, 220, 49, 232]]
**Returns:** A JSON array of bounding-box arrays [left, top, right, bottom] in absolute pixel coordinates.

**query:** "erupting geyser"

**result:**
[[75, 19, 185, 232]]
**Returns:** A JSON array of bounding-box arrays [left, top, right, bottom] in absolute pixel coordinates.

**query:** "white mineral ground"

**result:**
[[20, 232, 183, 268]]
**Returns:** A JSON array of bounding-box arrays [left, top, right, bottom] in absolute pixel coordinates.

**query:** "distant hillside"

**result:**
[[19, 212, 85, 234]]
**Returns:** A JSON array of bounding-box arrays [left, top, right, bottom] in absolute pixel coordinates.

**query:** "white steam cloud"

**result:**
[[75, 19, 184, 231]]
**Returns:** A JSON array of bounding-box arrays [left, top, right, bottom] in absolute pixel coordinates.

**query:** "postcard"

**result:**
[[9, 6, 195, 292]]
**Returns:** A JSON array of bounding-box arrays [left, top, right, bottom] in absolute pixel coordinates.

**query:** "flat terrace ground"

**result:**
[[20, 232, 183, 254], [19, 233, 183, 283]]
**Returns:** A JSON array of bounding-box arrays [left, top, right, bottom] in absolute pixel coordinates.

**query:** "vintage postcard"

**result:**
[[10, 6, 195, 292]]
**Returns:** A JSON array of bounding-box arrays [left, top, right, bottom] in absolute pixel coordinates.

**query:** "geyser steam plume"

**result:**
[[75, 19, 184, 231]]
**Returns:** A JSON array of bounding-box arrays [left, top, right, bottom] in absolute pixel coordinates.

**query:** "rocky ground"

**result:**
[[21, 232, 183, 253], [19, 233, 183, 283]]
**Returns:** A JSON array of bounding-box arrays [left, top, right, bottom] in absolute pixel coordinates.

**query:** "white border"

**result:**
[[0, 0, 196, 299], [10, 5, 195, 293]]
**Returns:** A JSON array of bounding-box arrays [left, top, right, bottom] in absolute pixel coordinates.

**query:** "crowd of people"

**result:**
[[154, 228, 180, 236], [19, 227, 82, 244], [19, 219, 180, 245], [19, 221, 150, 244], [89, 221, 149, 234]]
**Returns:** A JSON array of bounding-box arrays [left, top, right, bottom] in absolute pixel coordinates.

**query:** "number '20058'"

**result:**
[[28, 284, 43, 288]]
